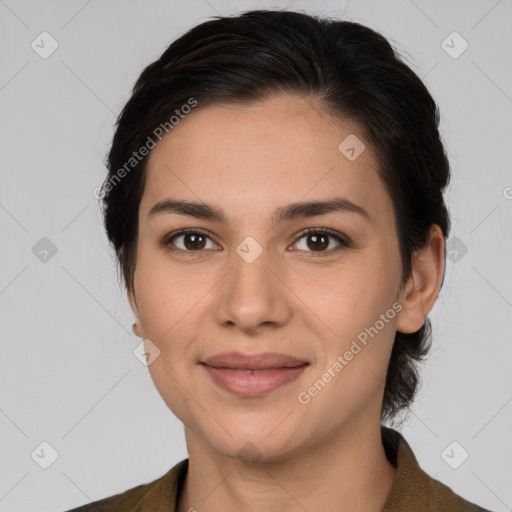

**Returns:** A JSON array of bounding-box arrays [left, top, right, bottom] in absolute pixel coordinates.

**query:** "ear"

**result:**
[[127, 285, 143, 338], [120, 245, 143, 338], [396, 225, 445, 334]]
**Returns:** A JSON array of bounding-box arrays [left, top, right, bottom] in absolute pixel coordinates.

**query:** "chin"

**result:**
[[202, 416, 304, 464], [222, 437, 299, 466]]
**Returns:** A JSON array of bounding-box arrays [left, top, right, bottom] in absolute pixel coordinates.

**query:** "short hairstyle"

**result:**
[[100, 10, 451, 422]]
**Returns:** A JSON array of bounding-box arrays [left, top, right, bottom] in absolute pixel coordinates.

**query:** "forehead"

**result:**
[[140, 94, 393, 226]]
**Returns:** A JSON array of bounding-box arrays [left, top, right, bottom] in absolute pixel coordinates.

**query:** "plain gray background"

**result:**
[[1, 1, 511, 511]]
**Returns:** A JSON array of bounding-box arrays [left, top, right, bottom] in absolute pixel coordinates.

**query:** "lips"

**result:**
[[201, 352, 309, 396], [201, 351, 308, 370]]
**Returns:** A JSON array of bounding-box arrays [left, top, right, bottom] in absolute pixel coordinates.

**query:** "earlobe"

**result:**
[[132, 322, 142, 337], [120, 245, 143, 338], [126, 281, 143, 339], [127, 287, 143, 338], [396, 225, 445, 334]]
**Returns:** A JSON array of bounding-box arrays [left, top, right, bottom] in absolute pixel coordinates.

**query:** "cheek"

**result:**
[[295, 251, 399, 390], [133, 257, 203, 420], [298, 290, 397, 424], [134, 250, 203, 340], [297, 255, 395, 332]]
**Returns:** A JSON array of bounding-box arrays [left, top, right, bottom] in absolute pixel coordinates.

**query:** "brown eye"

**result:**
[[293, 228, 349, 254], [305, 233, 329, 251], [164, 229, 217, 252], [182, 232, 207, 250]]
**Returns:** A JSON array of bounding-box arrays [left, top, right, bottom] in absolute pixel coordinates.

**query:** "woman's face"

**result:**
[[128, 94, 406, 461]]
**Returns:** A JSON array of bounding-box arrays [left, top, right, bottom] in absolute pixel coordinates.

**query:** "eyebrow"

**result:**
[[147, 196, 370, 225]]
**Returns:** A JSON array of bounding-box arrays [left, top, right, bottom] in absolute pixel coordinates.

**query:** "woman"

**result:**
[[66, 9, 492, 512]]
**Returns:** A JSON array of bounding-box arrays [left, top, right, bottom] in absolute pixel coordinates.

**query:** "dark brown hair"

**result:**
[[100, 10, 450, 422]]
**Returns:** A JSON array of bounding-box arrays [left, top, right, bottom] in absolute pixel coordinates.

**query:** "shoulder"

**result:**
[[63, 459, 188, 512], [381, 427, 493, 512]]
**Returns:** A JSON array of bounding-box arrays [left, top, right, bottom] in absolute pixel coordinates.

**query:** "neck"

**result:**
[[177, 418, 397, 512]]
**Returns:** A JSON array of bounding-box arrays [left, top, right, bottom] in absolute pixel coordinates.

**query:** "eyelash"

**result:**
[[161, 227, 351, 257]]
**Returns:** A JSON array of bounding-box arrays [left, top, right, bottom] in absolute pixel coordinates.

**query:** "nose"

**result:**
[[213, 240, 292, 334]]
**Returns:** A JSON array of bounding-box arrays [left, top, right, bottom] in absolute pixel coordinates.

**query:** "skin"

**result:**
[[127, 93, 445, 512]]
